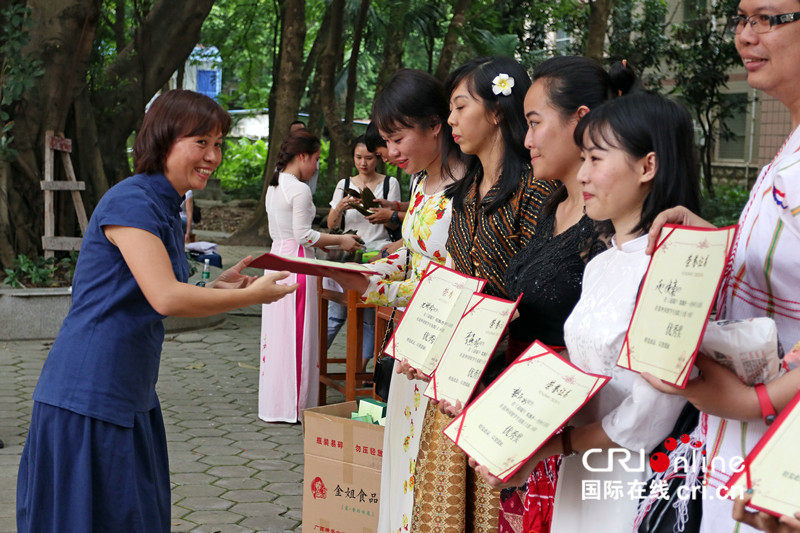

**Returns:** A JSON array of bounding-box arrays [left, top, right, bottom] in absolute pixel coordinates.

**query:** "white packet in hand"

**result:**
[[701, 317, 783, 385]]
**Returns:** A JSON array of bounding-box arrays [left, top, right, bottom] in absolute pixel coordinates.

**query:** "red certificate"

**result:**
[[617, 224, 737, 387], [725, 390, 800, 518], [249, 252, 373, 277], [443, 341, 609, 482]]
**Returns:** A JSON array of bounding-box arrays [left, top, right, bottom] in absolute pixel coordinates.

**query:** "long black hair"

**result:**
[[531, 56, 638, 212], [371, 68, 462, 193], [445, 56, 531, 214], [574, 92, 701, 235]]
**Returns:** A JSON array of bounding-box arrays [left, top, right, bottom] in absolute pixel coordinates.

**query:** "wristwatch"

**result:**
[[390, 210, 400, 225], [754, 383, 776, 425]]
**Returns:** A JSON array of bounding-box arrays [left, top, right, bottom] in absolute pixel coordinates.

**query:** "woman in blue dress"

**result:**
[[16, 90, 297, 532]]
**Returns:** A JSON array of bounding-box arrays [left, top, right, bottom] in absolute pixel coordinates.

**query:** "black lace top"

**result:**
[[504, 206, 608, 347]]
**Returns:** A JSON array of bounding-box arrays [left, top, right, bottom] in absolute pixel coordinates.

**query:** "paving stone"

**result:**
[[179, 497, 235, 511], [190, 525, 255, 533], [171, 472, 220, 485], [170, 459, 210, 474], [238, 514, 300, 532], [182, 510, 244, 525], [206, 465, 258, 479], [221, 489, 277, 503], [267, 483, 304, 496], [199, 455, 249, 467], [251, 469, 303, 483], [213, 477, 266, 491], [245, 459, 294, 471], [173, 484, 226, 499]]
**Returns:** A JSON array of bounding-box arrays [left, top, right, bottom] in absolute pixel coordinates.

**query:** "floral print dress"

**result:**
[[362, 172, 452, 307], [364, 172, 454, 533]]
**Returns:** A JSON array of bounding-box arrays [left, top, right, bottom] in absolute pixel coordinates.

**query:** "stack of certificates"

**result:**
[[350, 398, 387, 426]]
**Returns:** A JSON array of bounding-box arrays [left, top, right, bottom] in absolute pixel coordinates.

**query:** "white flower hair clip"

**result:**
[[492, 73, 514, 96]]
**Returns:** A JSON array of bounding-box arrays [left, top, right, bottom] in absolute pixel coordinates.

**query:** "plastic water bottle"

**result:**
[[202, 258, 211, 280]]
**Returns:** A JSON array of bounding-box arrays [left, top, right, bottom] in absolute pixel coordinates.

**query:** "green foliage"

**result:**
[[215, 138, 268, 199], [2, 251, 78, 288], [700, 184, 749, 227], [664, 0, 743, 196], [0, 4, 45, 162], [200, 0, 280, 109], [607, 0, 669, 89]]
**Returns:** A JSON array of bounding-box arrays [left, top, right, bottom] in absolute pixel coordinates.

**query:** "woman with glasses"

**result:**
[[645, 1, 800, 531]]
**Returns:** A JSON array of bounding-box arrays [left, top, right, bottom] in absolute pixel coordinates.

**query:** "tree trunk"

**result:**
[[3, 0, 102, 265], [586, 0, 614, 61], [319, 0, 352, 182], [226, 0, 307, 245], [435, 0, 471, 81], [374, 2, 410, 97], [90, 0, 217, 185]]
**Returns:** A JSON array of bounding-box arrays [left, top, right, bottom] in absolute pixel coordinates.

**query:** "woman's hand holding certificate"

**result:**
[[384, 264, 485, 376], [618, 224, 737, 387], [443, 342, 609, 482], [424, 293, 519, 407]]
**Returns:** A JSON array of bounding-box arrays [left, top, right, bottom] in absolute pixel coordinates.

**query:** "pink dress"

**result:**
[[259, 173, 320, 423]]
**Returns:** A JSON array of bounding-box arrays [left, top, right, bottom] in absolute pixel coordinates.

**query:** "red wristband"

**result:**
[[754, 383, 776, 425], [394, 201, 401, 210]]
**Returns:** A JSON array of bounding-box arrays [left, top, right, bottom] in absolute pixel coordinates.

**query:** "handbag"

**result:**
[[372, 249, 410, 401], [373, 310, 397, 401]]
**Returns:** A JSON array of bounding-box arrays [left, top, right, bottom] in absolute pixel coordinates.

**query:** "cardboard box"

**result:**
[[302, 401, 384, 533]]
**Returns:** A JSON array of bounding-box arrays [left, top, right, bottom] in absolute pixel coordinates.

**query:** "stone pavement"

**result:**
[[0, 240, 354, 533]]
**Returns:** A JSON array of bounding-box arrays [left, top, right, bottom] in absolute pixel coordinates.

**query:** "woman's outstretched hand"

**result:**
[[210, 255, 258, 289], [248, 271, 298, 304]]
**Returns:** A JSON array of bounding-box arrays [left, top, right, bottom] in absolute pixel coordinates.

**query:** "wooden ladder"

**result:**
[[41, 130, 88, 259]]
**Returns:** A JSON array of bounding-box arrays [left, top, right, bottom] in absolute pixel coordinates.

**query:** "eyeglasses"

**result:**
[[727, 11, 800, 34]]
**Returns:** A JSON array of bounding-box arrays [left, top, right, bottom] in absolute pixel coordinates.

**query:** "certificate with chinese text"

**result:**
[[384, 263, 486, 376], [424, 293, 519, 406], [443, 342, 609, 481], [617, 224, 737, 387], [725, 391, 800, 518]]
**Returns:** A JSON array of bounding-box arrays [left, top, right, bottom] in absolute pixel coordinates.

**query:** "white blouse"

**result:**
[[329, 176, 401, 248], [265, 172, 321, 247], [564, 234, 686, 452]]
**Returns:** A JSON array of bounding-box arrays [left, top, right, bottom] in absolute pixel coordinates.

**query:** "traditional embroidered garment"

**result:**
[[410, 170, 554, 533], [259, 172, 321, 423], [447, 167, 556, 298], [699, 126, 800, 533], [365, 173, 453, 533], [554, 235, 686, 532]]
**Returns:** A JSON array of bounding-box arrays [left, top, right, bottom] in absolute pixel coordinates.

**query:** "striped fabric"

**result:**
[[447, 168, 557, 298]]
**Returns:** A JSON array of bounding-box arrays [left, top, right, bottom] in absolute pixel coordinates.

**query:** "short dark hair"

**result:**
[[371, 69, 463, 192], [364, 122, 386, 152], [270, 129, 322, 186], [574, 92, 701, 235], [133, 90, 231, 175], [444, 56, 531, 214]]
